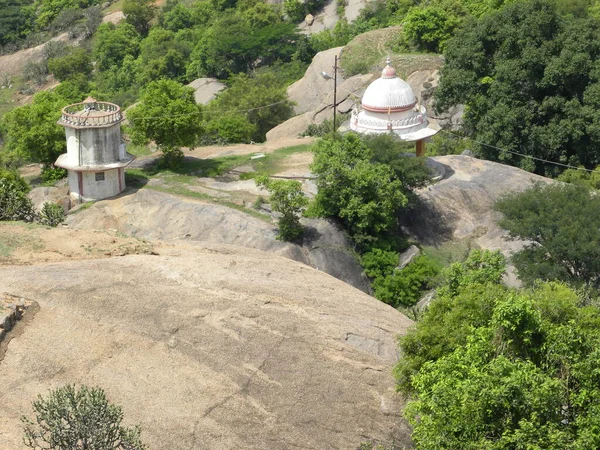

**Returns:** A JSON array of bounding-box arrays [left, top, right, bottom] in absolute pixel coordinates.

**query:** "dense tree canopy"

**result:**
[[127, 79, 202, 149], [0, 90, 76, 168], [397, 251, 600, 449], [496, 182, 600, 287], [436, 0, 600, 176]]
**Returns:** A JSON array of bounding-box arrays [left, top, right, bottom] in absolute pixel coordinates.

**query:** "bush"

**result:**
[[38, 202, 65, 227], [22, 384, 146, 450], [256, 175, 308, 241], [0, 176, 36, 222], [41, 166, 67, 185], [372, 255, 439, 307]]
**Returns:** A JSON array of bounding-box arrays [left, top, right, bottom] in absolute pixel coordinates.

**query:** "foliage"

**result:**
[[256, 175, 308, 241], [310, 133, 407, 243], [400, 276, 600, 449], [158, 146, 184, 170], [0, 0, 35, 46], [47, 47, 92, 81], [122, 0, 156, 35], [283, 0, 326, 22], [41, 166, 67, 185], [33, 0, 100, 30], [557, 165, 600, 189], [206, 71, 294, 142], [372, 255, 439, 306], [395, 250, 507, 391], [137, 27, 195, 83], [37, 201, 65, 226], [301, 114, 348, 138], [362, 134, 432, 195], [403, 6, 459, 53], [0, 173, 36, 222], [187, 9, 298, 79], [436, 0, 600, 176], [0, 90, 72, 168], [127, 79, 203, 155], [495, 182, 600, 287], [93, 23, 141, 71], [203, 114, 256, 144], [22, 384, 146, 450]]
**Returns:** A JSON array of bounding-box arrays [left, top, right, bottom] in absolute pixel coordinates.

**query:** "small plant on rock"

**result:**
[[256, 175, 308, 242], [22, 384, 146, 450]]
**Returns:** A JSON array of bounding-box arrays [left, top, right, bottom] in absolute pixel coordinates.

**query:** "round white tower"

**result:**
[[55, 97, 135, 203], [350, 59, 439, 156]]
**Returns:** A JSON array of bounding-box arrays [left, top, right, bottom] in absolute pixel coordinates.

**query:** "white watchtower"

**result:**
[[55, 97, 135, 203]]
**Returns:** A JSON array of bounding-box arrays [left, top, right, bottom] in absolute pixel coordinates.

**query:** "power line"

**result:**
[[440, 129, 600, 175]]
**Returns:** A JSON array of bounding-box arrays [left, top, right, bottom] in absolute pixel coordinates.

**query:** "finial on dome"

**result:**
[[381, 57, 396, 79]]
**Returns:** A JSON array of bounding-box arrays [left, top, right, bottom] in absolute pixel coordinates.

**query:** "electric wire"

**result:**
[[440, 128, 600, 175]]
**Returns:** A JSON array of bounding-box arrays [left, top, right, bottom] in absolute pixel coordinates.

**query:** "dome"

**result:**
[[361, 60, 416, 113]]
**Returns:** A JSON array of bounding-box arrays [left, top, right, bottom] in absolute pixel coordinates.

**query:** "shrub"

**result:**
[[158, 146, 184, 170], [0, 176, 36, 222], [22, 385, 146, 450], [371, 255, 439, 307], [41, 166, 67, 186], [38, 202, 65, 227], [256, 175, 308, 241]]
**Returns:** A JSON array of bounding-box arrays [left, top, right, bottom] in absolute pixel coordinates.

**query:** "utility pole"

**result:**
[[333, 54, 337, 136]]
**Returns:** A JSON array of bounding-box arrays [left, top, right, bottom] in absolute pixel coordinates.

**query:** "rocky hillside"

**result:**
[[0, 232, 413, 449]]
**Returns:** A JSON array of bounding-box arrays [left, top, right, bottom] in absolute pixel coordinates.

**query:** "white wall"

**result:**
[[64, 124, 122, 166], [68, 168, 124, 203]]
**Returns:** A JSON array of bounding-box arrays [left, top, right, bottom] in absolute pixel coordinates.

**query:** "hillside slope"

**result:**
[[0, 236, 413, 449]]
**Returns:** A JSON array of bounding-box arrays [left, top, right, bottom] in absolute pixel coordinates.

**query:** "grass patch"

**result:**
[[340, 26, 443, 77], [127, 144, 154, 157], [422, 238, 477, 268], [145, 183, 271, 221], [103, 0, 125, 14]]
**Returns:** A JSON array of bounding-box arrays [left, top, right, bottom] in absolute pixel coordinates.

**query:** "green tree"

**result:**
[[93, 23, 141, 71], [403, 6, 460, 53], [22, 385, 146, 449], [205, 71, 294, 142], [400, 279, 600, 449], [495, 182, 600, 287], [122, 0, 156, 35], [0, 171, 36, 222], [127, 79, 202, 167], [256, 175, 308, 241], [0, 90, 70, 168], [137, 27, 195, 83], [435, 0, 600, 176], [187, 11, 299, 79], [0, 0, 34, 46], [395, 249, 507, 392], [47, 47, 92, 81], [310, 133, 407, 243]]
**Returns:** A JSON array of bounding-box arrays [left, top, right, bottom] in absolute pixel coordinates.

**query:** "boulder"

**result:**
[[0, 241, 414, 449], [186, 78, 227, 105], [407, 155, 554, 287], [398, 245, 420, 270], [66, 188, 371, 293], [305, 13, 315, 25], [287, 46, 344, 115], [28, 186, 71, 213]]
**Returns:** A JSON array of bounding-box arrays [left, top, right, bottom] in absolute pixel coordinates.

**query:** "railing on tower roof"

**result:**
[[58, 97, 122, 128]]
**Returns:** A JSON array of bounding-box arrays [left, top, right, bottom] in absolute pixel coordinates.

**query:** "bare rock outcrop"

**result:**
[[0, 241, 413, 449], [28, 186, 71, 213], [186, 77, 227, 105], [408, 155, 554, 286], [66, 188, 370, 293]]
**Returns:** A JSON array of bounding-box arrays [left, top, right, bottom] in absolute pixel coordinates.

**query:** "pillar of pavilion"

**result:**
[[350, 58, 439, 155]]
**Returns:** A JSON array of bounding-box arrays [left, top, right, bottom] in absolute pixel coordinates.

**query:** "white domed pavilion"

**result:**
[[350, 58, 439, 156]]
